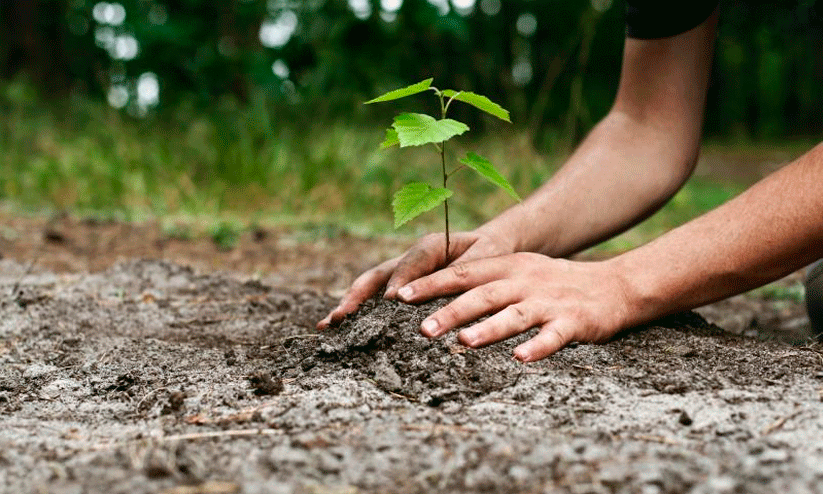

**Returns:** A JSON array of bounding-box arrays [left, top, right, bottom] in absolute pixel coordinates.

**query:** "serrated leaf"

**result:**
[[392, 182, 453, 228], [391, 113, 469, 147], [365, 78, 434, 104], [459, 152, 520, 201], [442, 90, 511, 122], [380, 128, 399, 149]]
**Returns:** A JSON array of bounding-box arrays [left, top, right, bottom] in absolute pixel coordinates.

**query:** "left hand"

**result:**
[[395, 252, 636, 361]]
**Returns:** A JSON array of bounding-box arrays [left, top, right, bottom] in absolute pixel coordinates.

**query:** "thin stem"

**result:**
[[446, 163, 467, 179], [442, 139, 449, 264], [439, 91, 450, 264], [444, 91, 461, 115]]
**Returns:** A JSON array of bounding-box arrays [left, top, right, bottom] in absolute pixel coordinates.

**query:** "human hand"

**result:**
[[393, 252, 635, 361], [317, 229, 515, 330]]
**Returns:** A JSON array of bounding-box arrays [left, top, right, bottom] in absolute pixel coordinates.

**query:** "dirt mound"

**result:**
[[272, 296, 526, 405]]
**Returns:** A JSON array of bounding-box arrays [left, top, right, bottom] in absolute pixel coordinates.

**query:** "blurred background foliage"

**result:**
[[1, 0, 821, 244]]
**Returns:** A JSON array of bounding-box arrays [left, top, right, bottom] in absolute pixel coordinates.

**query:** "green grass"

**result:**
[[0, 77, 789, 253]]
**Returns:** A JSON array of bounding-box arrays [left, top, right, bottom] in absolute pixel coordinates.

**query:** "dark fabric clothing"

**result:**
[[625, 0, 720, 39]]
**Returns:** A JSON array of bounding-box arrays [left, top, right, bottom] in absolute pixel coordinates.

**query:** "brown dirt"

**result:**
[[1, 212, 822, 494]]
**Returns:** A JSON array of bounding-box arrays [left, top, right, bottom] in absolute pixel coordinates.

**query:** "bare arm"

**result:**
[[319, 13, 719, 329], [481, 12, 718, 256], [398, 140, 823, 361], [614, 143, 823, 325]]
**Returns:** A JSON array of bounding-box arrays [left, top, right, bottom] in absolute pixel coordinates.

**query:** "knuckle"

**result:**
[[513, 252, 538, 262], [350, 276, 370, 291], [508, 304, 530, 328], [547, 322, 574, 345], [440, 303, 462, 325], [476, 284, 499, 307], [419, 233, 442, 250], [449, 261, 471, 280]]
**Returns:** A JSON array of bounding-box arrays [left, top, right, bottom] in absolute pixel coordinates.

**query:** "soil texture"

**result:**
[[2, 258, 823, 494]]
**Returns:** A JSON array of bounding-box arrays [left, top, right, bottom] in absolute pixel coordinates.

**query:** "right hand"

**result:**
[[316, 229, 515, 330]]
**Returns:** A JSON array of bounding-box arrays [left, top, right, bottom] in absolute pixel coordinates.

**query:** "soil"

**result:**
[[1, 212, 823, 494]]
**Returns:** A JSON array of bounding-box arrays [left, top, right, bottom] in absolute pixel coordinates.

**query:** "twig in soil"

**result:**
[[8, 246, 44, 304], [282, 334, 322, 340], [762, 410, 803, 435], [169, 316, 233, 328], [185, 397, 294, 425], [631, 434, 680, 446], [401, 423, 477, 434], [91, 428, 284, 450], [509, 366, 525, 388], [136, 386, 167, 411], [571, 364, 595, 372], [386, 389, 418, 402], [795, 346, 823, 365], [159, 481, 239, 494]]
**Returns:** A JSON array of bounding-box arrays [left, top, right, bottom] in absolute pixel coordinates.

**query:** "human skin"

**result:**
[[318, 12, 823, 361]]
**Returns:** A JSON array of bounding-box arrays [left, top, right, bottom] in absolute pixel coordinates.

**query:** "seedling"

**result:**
[[365, 78, 520, 262]]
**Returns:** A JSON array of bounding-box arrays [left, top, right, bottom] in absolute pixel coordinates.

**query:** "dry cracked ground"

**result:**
[[1, 215, 822, 494]]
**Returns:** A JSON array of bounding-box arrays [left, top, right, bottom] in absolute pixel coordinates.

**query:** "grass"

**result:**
[[0, 77, 803, 255]]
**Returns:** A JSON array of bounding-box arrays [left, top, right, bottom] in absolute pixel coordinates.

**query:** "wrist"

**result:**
[[603, 253, 667, 328], [474, 212, 527, 254], [477, 203, 560, 255]]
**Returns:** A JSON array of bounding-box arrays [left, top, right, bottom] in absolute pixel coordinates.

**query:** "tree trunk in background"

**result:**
[[1, 0, 69, 92]]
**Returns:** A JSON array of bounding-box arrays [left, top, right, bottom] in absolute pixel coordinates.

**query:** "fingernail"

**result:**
[[421, 318, 439, 337], [458, 329, 476, 347], [514, 348, 530, 362], [383, 286, 394, 298], [397, 285, 413, 301]]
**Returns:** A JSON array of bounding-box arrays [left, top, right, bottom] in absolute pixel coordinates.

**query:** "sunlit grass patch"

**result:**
[[0, 78, 791, 255]]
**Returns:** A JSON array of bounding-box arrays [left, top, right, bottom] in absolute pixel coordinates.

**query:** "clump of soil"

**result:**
[[273, 297, 526, 405], [3, 258, 823, 494]]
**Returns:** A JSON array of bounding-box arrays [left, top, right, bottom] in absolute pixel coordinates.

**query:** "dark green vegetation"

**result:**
[[4, 0, 823, 138], [1, 0, 820, 250], [1, 75, 754, 254]]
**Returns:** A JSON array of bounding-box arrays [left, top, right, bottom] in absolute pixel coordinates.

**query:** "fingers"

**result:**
[[384, 234, 450, 298], [457, 302, 547, 348], [419, 281, 522, 337], [397, 256, 513, 304], [316, 257, 399, 330], [513, 319, 578, 362]]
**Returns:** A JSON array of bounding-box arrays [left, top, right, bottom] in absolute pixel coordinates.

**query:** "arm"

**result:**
[[399, 141, 823, 361], [319, 13, 718, 330], [482, 12, 717, 257], [613, 143, 823, 325]]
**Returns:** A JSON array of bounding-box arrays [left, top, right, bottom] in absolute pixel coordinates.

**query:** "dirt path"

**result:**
[[1, 257, 822, 494]]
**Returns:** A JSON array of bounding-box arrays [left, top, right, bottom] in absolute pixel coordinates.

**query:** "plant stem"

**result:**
[[438, 92, 450, 264], [441, 139, 449, 264]]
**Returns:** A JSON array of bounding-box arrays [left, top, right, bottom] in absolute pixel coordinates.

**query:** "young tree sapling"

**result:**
[[365, 78, 520, 262]]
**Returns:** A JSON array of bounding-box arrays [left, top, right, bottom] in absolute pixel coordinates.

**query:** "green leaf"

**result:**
[[392, 182, 453, 228], [380, 128, 399, 149], [442, 90, 511, 122], [391, 113, 469, 147], [459, 152, 521, 201], [365, 78, 434, 104]]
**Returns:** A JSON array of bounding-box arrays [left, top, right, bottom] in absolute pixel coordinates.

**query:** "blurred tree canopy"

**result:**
[[2, 0, 822, 143]]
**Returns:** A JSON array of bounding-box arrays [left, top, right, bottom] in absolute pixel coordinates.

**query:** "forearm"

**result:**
[[477, 18, 716, 258], [478, 110, 699, 257], [612, 142, 823, 325]]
